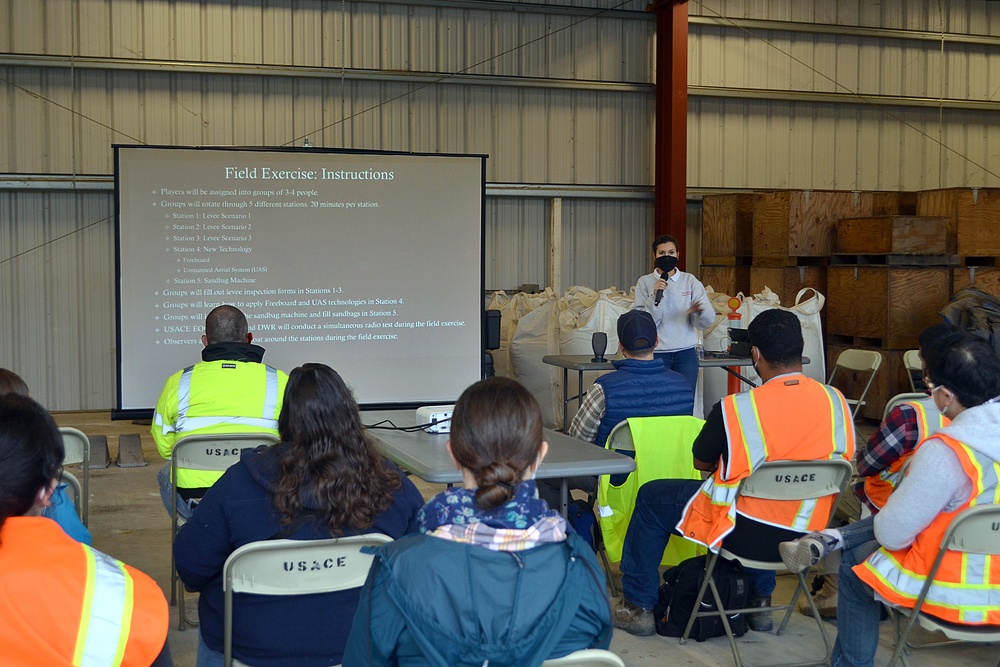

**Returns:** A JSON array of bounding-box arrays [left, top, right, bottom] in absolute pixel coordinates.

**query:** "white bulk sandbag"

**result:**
[[741, 287, 826, 387], [489, 289, 552, 379], [701, 289, 745, 416], [510, 290, 562, 428]]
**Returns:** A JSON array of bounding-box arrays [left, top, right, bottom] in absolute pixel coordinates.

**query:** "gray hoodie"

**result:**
[[874, 401, 1000, 550]]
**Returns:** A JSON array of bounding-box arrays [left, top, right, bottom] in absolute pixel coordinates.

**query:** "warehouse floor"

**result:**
[[52, 410, 997, 667]]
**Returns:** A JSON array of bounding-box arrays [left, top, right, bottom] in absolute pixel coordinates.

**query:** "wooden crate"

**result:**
[[702, 194, 754, 260], [750, 265, 828, 307], [953, 267, 1000, 299], [753, 190, 875, 260], [700, 265, 750, 297], [916, 188, 1000, 257], [872, 191, 918, 216], [835, 216, 954, 255], [826, 266, 952, 349], [826, 343, 909, 420]]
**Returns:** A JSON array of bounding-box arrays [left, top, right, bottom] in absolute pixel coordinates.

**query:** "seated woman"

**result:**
[[174, 363, 424, 667], [779, 330, 1000, 667], [0, 393, 170, 665], [0, 368, 91, 545], [344, 377, 613, 667]]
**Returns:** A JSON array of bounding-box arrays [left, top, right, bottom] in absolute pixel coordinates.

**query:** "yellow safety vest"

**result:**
[[152, 360, 287, 488]]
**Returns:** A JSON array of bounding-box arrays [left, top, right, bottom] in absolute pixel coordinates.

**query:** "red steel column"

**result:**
[[650, 0, 688, 268]]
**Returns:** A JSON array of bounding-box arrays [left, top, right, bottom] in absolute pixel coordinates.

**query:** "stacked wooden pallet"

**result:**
[[699, 189, 999, 418]]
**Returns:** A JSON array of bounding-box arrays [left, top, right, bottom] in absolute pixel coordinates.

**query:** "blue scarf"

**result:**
[[418, 480, 560, 532]]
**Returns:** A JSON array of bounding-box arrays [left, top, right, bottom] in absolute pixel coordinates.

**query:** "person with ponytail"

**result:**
[[174, 363, 424, 667], [0, 393, 171, 666], [344, 377, 613, 667]]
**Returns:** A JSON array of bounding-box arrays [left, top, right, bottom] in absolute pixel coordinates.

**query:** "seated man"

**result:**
[[780, 331, 1000, 667], [613, 309, 854, 636], [854, 323, 956, 515], [539, 310, 693, 507], [153, 304, 288, 520]]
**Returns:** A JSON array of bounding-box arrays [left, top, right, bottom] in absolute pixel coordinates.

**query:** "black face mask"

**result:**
[[655, 255, 678, 274]]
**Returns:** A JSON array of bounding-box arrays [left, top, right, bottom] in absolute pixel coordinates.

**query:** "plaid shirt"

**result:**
[[853, 403, 921, 508], [567, 383, 605, 443], [429, 515, 568, 552]]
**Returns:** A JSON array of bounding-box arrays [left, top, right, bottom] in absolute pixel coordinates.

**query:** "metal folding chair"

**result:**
[[170, 432, 279, 630], [59, 427, 90, 526], [886, 504, 1000, 667], [827, 349, 882, 420], [223, 533, 392, 667], [59, 469, 84, 522], [903, 349, 924, 393], [679, 459, 854, 667], [882, 392, 929, 420]]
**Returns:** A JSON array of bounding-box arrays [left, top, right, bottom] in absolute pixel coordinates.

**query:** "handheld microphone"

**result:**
[[654, 256, 678, 306]]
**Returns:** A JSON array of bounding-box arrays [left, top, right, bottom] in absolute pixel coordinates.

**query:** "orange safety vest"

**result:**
[[863, 399, 948, 511], [856, 434, 1000, 625], [677, 373, 854, 550], [0, 517, 169, 666]]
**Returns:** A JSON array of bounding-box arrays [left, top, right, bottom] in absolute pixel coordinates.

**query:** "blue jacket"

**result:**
[[174, 443, 424, 667], [343, 532, 612, 667], [594, 358, 694, 446]]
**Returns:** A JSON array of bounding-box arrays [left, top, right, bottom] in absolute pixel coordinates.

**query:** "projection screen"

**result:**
[[115, 146, 485, 418]]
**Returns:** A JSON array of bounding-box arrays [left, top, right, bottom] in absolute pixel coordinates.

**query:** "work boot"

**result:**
[[779, 532, 835, 574], [612, 598, 655, 636], [798, 574, 838, 619], [746, 595, 773, 632]]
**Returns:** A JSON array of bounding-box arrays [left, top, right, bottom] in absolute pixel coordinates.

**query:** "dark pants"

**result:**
[[654, 347, 699, 393], [620, 478, 776, 609]]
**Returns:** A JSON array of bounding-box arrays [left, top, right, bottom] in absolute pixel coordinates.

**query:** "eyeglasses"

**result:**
[[924, 376, 946, 394]]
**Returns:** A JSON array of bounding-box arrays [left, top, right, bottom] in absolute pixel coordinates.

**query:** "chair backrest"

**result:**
[[172, 432, 279, 474], [739, 459, 854, 503], [903, 349, 923, 392], [60, 469, 83, 522], [827, 349, 883, 419], [883, 392, 929, 420], [542, 648, 626, 666], [59, 427, 90, 466], [58, 428, 90, 525], [605, 419, 635, 452], [222, 533, 392, 666], [941, 504, 1000, 557]]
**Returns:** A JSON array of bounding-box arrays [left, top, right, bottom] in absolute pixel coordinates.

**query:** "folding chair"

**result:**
[[170, 432, 279, 631], [886, 504, 1000, 667], [827, 349, 882, 420], [597, 416, 706, 596], [223, 533, 392, 667], [542, 648, 626, 666], [903, 349, 924, 393], [59, 427, 90, 526], [679, 459, 854, 667], [59, 469, 84, 522], [883, 392, 929, 420]]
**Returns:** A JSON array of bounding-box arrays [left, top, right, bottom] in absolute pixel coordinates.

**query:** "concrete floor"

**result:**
[[53, 410, 998, 667]]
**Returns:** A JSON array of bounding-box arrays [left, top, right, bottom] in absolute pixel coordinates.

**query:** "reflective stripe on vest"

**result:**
[[877, 401, 945, 490], [860, 440, 1000, 623], [74, 547, 134, 666], [174, 364, 280, 433], [729, 384, 849, 531]]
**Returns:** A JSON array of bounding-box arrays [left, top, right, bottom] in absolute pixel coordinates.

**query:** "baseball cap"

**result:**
[[617, 310, 657, 353]]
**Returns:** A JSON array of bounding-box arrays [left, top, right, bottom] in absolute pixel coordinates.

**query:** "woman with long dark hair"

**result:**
[[0, 393, 170, 665], [344, 377, 613, 667], [175, 363, 424, 667]]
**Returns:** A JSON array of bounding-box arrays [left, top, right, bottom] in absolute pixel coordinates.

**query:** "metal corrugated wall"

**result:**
[[3, 0, 1000, 408]]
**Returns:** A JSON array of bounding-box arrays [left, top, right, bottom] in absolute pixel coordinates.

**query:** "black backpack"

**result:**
[[653, 554, 749, 641]]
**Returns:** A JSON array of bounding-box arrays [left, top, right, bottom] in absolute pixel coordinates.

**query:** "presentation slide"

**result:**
[[115, 146, 485, 416]]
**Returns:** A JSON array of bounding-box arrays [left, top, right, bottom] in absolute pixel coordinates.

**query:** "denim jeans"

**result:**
[[654, 347, 699, 393], [157, 461, 197, 521], [197, 632, 224, 667], [620, 478, 776, 609], [830, 517, 882, 667]]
